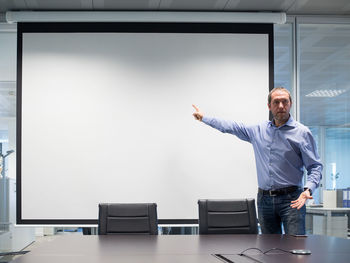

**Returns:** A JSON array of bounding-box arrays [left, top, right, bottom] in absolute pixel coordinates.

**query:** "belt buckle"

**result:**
[[269, 190, 277, 197]]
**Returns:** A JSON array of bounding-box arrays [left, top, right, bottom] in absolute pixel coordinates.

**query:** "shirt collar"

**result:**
[[268, 114, 297, 128]]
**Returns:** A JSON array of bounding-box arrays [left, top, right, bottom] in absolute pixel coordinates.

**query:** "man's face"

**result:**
[[268, 90, 292, 122]]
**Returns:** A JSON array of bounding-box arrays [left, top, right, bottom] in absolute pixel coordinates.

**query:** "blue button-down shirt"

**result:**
[[202, 115, 322, 193]]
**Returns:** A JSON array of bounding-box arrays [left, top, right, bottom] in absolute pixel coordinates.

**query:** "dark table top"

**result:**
[[10, 234, 350, 263]]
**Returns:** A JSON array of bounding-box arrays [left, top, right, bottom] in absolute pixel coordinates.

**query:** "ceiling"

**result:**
[[0, 0, 350, 15]]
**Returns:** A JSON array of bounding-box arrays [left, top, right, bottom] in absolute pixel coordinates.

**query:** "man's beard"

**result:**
[[274, 113, 289, 122]]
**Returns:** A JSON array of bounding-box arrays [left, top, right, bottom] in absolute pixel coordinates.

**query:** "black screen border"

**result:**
[[17, 22, 274, 225]]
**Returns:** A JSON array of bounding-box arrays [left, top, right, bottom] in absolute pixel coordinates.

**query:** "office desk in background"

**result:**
[[9, 234, 350, 263], [306, 207, 350, 238]]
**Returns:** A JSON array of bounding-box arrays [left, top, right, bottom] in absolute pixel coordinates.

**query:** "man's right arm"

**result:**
[[192, 105, 252, 143]]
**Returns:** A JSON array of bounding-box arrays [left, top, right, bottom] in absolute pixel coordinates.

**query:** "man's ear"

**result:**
[[267, 103, 271, 111]]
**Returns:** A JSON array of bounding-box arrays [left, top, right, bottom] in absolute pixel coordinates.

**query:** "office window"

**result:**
[[274, 22, 295, 124], [0, 28, 17, 239], [325, 128, 350, 190], [299, 24, 350, 201], [274, 23, 294, 94], [0, 31, 16, 118]]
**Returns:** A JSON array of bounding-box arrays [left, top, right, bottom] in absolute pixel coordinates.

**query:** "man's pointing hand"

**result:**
[[192, 104, 204, 121]]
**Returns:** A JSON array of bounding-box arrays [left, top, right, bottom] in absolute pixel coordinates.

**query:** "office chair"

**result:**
[[198, 199, 258, 234], [98, 203, 158, 235]]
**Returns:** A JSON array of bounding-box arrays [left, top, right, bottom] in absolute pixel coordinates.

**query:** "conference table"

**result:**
[[10, 234, 350, 263]]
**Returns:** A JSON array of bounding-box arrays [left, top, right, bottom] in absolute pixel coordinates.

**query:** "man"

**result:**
[[192, 87, 322, 235]]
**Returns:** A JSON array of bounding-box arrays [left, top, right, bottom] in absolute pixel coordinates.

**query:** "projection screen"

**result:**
[[17, 23, 273, 224]]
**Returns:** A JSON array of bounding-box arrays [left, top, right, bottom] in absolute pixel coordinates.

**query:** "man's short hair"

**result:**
[[268, 87, 292, 105]]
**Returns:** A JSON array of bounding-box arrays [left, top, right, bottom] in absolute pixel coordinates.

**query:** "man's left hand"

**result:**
[[290, 190, 313, 210]]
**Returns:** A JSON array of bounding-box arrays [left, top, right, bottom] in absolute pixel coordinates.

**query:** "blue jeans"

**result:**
[[257, 189, 306, 235]]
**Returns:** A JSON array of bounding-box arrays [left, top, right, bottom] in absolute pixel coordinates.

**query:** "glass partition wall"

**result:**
[[274, 22, 295, 119], [0, 28, 16, 233], [275, 19, 350, 206], [298, 21, 350, 203]]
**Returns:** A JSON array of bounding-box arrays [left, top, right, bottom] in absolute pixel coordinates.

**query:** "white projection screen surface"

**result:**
[[17, 23, 273, 224]]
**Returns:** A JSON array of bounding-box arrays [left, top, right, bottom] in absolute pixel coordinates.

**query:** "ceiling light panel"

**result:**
[[305, 89, 347, 97]]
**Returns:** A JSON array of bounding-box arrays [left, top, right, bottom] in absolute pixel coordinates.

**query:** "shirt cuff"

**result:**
[[202, 116, 210, 124], [304, 182, 317, 194]]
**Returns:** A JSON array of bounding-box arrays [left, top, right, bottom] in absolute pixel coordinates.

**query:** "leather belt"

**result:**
[[258, 186, 299, 196]]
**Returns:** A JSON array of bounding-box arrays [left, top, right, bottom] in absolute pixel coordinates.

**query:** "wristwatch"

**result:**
[[304, 187, 312, 196]]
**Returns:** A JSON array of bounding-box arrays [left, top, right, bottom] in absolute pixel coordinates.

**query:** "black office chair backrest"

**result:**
[[98, 203, 158, 235], [198, 199, 258, 234]]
